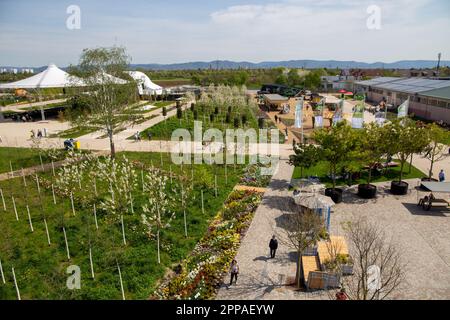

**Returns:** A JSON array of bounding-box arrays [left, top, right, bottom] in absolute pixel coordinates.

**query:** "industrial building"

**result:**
[[354, 77, 450, 124]]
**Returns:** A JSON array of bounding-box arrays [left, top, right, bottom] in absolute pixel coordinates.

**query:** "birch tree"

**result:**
[[68, 46, 138, 158]]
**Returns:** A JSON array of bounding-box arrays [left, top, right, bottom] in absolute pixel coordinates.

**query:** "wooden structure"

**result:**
[[303, 236, 351, 290]]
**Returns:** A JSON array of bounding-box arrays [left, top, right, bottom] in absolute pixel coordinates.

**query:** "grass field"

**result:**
[[292, 160, 426, 187], [52, 126, 98, 139], [0, 150, 259, 299], [0, 147, 66, 174]]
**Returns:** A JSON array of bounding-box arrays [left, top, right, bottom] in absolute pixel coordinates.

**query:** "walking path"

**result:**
[[216, 158, 328, 300], [2, 98, 67, 113]]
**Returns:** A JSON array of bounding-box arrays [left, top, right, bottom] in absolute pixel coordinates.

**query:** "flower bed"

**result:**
[[239, 163, 272, 188], [152, 189, 262, 300]]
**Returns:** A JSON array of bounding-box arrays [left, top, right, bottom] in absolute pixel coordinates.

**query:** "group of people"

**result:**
[[134, 131, 153, 142], [30, 129, 45, 139]]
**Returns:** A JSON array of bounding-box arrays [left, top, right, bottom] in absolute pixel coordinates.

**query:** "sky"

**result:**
[[0, 0, 449, 67]]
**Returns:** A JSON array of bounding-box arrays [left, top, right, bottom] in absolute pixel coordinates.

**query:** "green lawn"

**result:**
[[152, 101, 175, 108], [0, 150, 263, 299], [52, 126, 98, 139], [0, 147, 66, 174], [292, 160, 426, 187]]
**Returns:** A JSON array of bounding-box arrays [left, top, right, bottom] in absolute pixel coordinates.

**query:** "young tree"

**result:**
[[423, 123, 447, 179], [358, 123, 386, 185], [382, 119, 428, 182], [289, 142, 321, 178], [283, 210, 324, 288], [141, 167, 176, 264], [313, 122, 359, 190], [69, 46, 137, 158], [338, 218, 405, 300], [97, 156, 137, 245]]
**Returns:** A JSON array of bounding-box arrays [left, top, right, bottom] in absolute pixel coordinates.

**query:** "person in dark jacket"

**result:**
[[269, 235, 278, 258]]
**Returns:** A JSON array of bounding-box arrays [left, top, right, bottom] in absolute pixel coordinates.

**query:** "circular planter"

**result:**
[[390, 181, 409, 195], [357, 184, 377, 199], [325, 188, 343, 204]]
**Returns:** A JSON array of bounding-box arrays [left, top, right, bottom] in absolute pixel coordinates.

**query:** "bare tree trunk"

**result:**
[[409, 154, 413, 174], [109, 131, 116, 159], [295, 252, 305, 288], [429, 153, 435, 179]]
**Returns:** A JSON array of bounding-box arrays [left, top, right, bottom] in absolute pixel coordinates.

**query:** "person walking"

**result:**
[[229, 259, 239, 286], [439, 169, 445, 182], [269, 235, 278, 258], [147, 131, 152, 141]]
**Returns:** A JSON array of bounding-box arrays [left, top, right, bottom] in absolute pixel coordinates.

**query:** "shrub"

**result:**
[[162, 106, 167, 117], [214, 106, 219, 115], [210, 113, 215, 122], [176, 106, 182, 119], [191, 103, 195, 112], [225, 112, 231, 124], [258, 117, 264, 129], [233, 117, 240, 128], [241, 114, 247, 125], [193, 110, 198, 120]]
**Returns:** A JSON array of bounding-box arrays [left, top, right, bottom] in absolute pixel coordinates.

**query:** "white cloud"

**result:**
[[206, 0, 450, 62]]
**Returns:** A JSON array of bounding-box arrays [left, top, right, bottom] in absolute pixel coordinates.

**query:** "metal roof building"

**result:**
[[355, 77, 450, 124]]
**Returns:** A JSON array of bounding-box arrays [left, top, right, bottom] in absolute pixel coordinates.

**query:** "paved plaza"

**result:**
[[217, 160, 450, 300]]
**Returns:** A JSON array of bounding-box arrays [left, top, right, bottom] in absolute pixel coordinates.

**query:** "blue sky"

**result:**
[[0, 0, 449, 66]]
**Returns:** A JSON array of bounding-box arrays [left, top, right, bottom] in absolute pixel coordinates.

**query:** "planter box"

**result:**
[[325, 188, 343, 204], [357, 184, 377, 199], [341, 264, 354, 275], [390, 181, 409, 195]]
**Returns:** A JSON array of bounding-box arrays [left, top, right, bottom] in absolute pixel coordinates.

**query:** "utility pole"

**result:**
[[436, 53, 442, 77]]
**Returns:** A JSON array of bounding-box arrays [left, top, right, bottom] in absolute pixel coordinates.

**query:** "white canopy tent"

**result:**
[[0, 63, 85, 89], [126, 71, 163, 95]]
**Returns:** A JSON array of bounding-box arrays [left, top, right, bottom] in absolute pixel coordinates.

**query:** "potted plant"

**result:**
[[356, 123, 385, 199], [383, 119, 428, 195], [313, 122, 359, 203]]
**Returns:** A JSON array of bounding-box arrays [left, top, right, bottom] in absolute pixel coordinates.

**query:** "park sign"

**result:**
[[332, 99, 344, 126], [295, 98, 303, 128], [398, 98, 410, 118], [314, 98, 325, 128], [351, 95, 365, 129]]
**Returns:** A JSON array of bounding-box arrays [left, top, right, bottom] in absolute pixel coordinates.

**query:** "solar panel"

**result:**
[[358, 77, 450, 94]]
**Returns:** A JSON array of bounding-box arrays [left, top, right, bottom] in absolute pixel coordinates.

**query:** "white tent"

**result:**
[[126, 71, 163, 95], [0, 63, 85, 89]]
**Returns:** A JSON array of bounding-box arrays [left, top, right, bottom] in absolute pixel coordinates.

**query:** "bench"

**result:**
[[418, 196, 449, 211]]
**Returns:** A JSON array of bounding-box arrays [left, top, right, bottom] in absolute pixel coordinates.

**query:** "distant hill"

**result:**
[[2, 60, 449, 71], [130, 60, 450, 70]]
